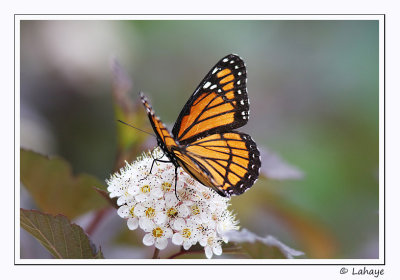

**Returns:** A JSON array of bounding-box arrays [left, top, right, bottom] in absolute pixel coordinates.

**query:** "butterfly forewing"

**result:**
[[172, 54, 250, 145], [140, 92, 178, 154]]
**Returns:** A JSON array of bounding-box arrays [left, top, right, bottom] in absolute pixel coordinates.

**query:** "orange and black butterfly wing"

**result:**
[[172, 132, 261, 197], [140, 92, 179, 163], [172, 54, 249, 145]]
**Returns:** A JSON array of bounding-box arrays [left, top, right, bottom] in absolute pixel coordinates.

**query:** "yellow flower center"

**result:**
[[207, 237, 214, 246], [152, 227, 164, 238], [141, 184, 151, 193], [145, 207, 156, 218], [129, 206, 135, 217], [167, 207, 178, 218], [191, 205, 200, 215], [162, 182, 172, 191], [197, 224, 205, 232], [182, 228, 191, 239]]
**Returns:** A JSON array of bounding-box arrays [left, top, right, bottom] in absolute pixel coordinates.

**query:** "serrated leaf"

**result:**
[[20, 149, 107, 219], [20, 209, 104, 259]]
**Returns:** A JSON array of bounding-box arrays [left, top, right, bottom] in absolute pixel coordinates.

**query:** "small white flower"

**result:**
[[186, 201, 212, 224], [107, 147, 239, 258], [211, 208, 240, 237], [142, 220, 173, 250], [134, 199, 167, 226], [116, 187, 135, 206], [165, 193, 190, 220], [129, 178, 163, 202], [107, 166, 135, 198], [200, 232, 223, 259], [117, 200, 139, 230], [171, 218, 200, 250]]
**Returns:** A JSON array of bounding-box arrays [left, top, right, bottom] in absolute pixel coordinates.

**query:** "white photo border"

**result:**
[[14, 14, 385, 265]]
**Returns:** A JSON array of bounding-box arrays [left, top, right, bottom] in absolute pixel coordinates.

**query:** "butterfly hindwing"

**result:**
[[173, 132, 260, 197], [172, 54, 249, 145]]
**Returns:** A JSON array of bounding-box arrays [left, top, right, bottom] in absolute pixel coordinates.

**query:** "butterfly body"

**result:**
[[141, 54, 261, 197]]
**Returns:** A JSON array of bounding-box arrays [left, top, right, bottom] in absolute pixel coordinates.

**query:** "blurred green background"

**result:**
[[20, 20, 379, 259]]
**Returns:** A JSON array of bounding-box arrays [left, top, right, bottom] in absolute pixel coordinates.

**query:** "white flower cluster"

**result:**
[[107, 148, 239, 259]]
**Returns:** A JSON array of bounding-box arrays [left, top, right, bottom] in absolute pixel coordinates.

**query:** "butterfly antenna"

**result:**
[[117, 120, 156, 137]]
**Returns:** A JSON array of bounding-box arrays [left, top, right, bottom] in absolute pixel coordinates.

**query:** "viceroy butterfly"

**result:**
[[141, 54, 261, 197]]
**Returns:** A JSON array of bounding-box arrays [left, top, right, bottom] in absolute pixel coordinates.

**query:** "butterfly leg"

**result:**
[[174, 166, 180, 201], [149, 158, 171, 174], [149, 148, 170, 174]]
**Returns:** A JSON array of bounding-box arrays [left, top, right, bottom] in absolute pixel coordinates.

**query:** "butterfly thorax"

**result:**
[[156, 137, 180, 167]]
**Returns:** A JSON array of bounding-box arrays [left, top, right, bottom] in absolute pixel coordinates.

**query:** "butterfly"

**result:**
[[140, 54, 261, 197]]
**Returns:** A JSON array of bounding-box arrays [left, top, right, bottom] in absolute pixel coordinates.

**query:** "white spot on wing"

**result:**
[[212, 67, 218, 74], [223, 58, 229, 62], [203, 81, 211, 89], [210, 84, 217, 90]]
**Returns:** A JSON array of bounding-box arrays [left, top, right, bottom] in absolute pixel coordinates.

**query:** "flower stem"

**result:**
[[86, 207, 111, 236], [152, 248, 160, 259]]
